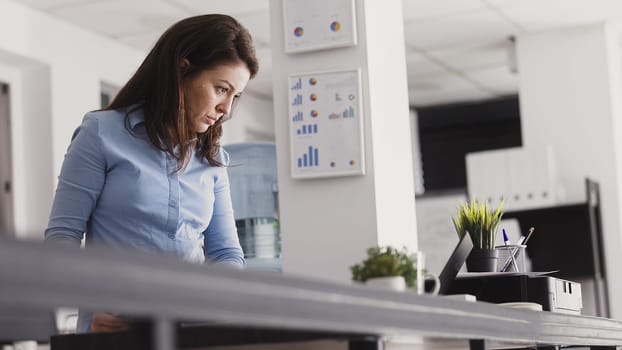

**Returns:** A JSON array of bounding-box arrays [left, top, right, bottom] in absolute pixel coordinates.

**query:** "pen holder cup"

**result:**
[[495, 244, 527, 272]]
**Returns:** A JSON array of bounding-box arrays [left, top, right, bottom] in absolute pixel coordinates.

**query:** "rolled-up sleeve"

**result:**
[[203, 150, 245, 267], [45, 115, 106, 247]]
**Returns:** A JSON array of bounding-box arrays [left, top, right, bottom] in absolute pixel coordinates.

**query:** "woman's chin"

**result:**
[[193, 124, 210, 133]]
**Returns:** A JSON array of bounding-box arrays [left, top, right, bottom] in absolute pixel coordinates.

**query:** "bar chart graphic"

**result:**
[[297, 146, 319, 168], [296, 124, 318, 135], [288, 69, 364, 178], [292, 94, 303, 105], [292, 111, 303, 122], [328, 106, 355, 120], [291, 78, 302, 90]]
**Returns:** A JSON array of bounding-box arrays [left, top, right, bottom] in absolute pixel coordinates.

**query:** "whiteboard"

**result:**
[[288, 69, 365, 179], [283, 0, 357, 53]]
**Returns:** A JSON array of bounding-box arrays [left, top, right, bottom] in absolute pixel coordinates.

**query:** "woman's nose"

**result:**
[[217, 96, 234, 116]]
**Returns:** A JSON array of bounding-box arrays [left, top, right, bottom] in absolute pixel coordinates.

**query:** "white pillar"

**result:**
[[269, 0, 417, 282], [516, 22, 622, 318]]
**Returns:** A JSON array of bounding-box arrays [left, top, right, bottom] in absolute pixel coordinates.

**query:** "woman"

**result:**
[[45, 14, 258, 333]]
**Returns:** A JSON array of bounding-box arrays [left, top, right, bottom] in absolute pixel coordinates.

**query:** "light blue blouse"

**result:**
[[45, 106, 244, 332]]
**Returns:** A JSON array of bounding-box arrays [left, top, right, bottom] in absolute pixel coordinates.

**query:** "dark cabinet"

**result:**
[[503, 179, 608, 317]]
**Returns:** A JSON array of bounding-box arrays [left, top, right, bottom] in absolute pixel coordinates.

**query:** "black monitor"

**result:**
[[437, 234, 473, 295]]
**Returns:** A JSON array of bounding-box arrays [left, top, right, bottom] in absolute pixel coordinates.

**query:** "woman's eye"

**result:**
[[216, 86, 228, 94]]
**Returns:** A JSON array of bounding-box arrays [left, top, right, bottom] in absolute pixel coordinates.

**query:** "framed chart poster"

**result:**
[[283, 0, 357, 53], [288, 69, 365, 179]]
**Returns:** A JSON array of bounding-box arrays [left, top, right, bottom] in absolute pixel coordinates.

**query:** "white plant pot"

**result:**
[[365, 276, 406, 292]]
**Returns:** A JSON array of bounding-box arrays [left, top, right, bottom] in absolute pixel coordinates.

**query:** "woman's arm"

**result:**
[[203, 152, 245, 266], [45, 114, 107, 247]]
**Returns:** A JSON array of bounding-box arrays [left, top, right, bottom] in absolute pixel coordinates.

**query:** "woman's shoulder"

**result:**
[[82, 106, 143, 132], [80, 110, 124, 130], [82, 108, 126, 128], [215, 147, 230, 166]]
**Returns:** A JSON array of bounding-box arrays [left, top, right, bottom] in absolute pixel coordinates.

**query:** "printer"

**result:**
[[447, 273, 583, 315]]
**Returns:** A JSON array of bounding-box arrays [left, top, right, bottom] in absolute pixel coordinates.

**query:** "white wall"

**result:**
[[9, 58, 53, 240], [516, 22, 622, 318], [0, 0, 144, 239]]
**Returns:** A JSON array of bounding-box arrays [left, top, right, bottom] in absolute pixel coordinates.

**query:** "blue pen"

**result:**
[[503, 229, 519, 272]]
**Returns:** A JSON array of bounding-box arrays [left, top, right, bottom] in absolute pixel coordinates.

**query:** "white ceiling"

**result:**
[[16, 0, 622, 107]]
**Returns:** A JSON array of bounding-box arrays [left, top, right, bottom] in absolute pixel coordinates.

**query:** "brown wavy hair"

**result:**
[[106, 14, 259, 169]]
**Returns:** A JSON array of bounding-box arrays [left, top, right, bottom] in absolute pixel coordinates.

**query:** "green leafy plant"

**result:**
[[350, 246, 417, 288], [452, 199, 504, 250]]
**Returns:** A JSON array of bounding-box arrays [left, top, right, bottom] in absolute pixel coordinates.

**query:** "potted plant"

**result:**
[[452, 199, 504, 272], [350, 246, 417, 291]]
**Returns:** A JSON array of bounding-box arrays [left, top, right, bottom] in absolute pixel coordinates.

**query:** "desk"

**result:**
[[1, 238, 622, 350]]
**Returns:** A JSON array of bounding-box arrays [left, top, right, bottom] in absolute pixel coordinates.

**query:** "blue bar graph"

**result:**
[[292, 94, 303, 105], [297, 146, 319, 168], [314, 147, 318, 166], [291, 78, 302, 90], [328, 106, 355, 120], [295, 124, 318, 135], [344, 106, 354, 118], [292, 111, 303, 122]]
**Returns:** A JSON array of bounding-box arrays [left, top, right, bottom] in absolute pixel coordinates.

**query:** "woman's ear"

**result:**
[[179, 58, 190, 72]]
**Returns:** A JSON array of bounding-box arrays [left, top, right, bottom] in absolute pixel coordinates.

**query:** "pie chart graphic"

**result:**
[[330, 21, 341, 32]]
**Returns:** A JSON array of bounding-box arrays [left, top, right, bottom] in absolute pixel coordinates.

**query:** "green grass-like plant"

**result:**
[[350, 246, 417, 288], [452, 199, 504, 250]]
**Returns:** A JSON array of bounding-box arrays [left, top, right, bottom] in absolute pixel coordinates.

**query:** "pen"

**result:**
[[503, 229, 519, 272], [500, 235, 524, 272], [501, 227, 535, 272], [522, 227, 535, 246]]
